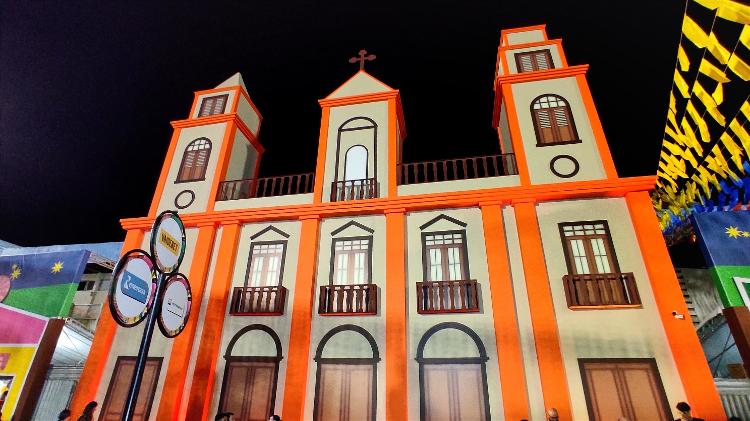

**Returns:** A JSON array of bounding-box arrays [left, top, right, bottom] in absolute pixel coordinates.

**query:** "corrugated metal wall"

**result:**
[[31, 366, 82, 421]]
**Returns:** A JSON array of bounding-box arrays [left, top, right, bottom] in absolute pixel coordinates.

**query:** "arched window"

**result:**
[[313, 325, 379, 421], [218, 325, 282, 421], [417, 322, 490, 421], [531, 95, 579, 146], [177, 138, 212, 182], [344, 145, 368, 181]]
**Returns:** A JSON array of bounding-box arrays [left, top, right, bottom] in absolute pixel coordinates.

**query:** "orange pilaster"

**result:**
[[387, 99, 399, 197], [514, 201, 572, 419], [313, 108, 331, 203], [281, 216, 321, 421], [206, 122, 238, 211], [385, 210, 408, 419], [69, 229, 143, 416], [156, 223, 217, 421], [501, 84, 531, 185], [626, 191, 725, 420], [148, 128, 182, 218], [575, 74, 618, 179], [185, 222, 241, 421], [480, 203, 529, 420]]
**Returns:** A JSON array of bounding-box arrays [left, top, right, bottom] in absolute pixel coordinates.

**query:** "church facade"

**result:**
[[72, 25, 725, 421]]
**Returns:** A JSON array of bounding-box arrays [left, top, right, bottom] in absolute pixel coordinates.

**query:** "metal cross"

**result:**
[[349, 49, 376, 70]]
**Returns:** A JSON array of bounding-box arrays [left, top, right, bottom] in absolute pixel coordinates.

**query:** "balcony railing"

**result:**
[[330, 178, 379, 202], [562, 272, 641, 308], [217, 172, 314, 201], [319, 284, 377, 315], [398, 153, 518, 185], [416, 280, 480, 314], [229, 286, 286, 315]]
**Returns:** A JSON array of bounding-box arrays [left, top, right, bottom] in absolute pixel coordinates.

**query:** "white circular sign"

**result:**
[[157, 274, 191, 338], [151, 211, 186, 274], [110, 252, 157, 327]]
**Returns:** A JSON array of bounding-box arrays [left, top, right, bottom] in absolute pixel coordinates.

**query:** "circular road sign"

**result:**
[[150, 210, 186, 274], [157, 273, 192, 338], [109, 250, 157, 328]]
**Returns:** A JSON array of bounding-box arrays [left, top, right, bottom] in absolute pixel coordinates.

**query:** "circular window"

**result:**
[[174, 190, 196, 209], [549, 155, 580, 178]]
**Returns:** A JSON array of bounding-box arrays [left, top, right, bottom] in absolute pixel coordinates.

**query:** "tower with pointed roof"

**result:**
[[70, 27, 726, 421]]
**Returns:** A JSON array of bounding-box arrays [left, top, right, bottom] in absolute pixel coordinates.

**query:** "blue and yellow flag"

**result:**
[[0, 250, 90, 317]]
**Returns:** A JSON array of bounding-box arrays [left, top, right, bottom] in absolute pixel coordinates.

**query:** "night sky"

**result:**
[[0, 1, 684, 246]]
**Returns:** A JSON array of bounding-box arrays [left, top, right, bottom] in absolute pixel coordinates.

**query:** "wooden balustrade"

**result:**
[[562, 272, 640, 307], [229, 286, 286, 315], [330, 178, 379, 201], [398, 153, 518, 185], [318, 284, 377, 315], [217, 172, 314, 201], [416, 279, 480, 314]]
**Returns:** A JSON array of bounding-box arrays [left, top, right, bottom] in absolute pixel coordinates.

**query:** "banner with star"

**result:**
[[0, 250, 90, 317], [692, 210, 750, 307]]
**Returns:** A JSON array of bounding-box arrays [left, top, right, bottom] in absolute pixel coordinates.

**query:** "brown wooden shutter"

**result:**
[[100, 357, 162, 421], [221, 361, 276, 421], [534, 109, 555, 144], [518, 54, 534, 72], [198, 94, 229, 117]]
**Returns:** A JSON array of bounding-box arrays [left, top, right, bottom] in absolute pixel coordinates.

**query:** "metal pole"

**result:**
[[122, 272, 165, 421]]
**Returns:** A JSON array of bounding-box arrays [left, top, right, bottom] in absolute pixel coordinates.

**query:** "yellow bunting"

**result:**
[[728, 54, 750, 81], [715, 1, 750, 25], [722, 132, 748, 169], [708, 33, 731, 65], [742, 25, 750, 49], [741, 101, 750, 121], [670, 91, 677, 113], [663, 140, 684, 156], [682, 15, 709, 48], [699, 58, 731, 83], [684, 147, 700, 168], [713, 82, 724, 105], [678, 44, 691, 71], [730, 119, 750, 153], [694, 81, 727, 125], [686, 100, 711, 142], [668, 109, 680, 131], [674, 69, 691, 98]]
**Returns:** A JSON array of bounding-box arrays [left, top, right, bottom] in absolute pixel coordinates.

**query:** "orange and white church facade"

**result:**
[[71, 25, 726, 421]]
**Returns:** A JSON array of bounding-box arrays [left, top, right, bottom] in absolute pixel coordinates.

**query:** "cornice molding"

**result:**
[[122, 176, 656, 230]]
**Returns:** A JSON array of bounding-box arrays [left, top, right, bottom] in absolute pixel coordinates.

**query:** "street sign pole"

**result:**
[[122, 271, 165, 421], [109, 211, 189, 421]]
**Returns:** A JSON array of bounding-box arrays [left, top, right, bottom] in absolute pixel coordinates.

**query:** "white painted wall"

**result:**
[[236, 94, 261, 135], [534, 198, 687, 420], [510, 77, 606, 185], [506, 30, 546, 46]]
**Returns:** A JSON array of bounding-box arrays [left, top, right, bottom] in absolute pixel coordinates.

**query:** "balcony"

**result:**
[[319, 284, 377, 315], [330, 178, 379, 201], [416, 280, 480, 314], [217, 172, 314, 201], [562, 272, 641, 308], [229, 286, 286, 315], [398, 153, 517, 185]]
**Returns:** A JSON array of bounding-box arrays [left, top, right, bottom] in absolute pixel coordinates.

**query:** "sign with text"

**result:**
[[110, 251, 157, 328], [150, 211, 186, 274], [157, 273, 191, 338]]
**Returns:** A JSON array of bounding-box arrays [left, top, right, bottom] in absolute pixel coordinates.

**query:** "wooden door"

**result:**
[[220, 360, 277, 421], [580, 359, 671, 421]]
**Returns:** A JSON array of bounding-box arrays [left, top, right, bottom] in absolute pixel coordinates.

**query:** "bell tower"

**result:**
[[492, 25, 618, 185], [148, 73, 264, 216], [314, 58, 406, 203]]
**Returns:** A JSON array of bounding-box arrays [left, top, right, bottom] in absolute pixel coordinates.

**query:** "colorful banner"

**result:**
[[0, 304, 49, 420], [692, 211, 750, 307], [0, 250, 89, 317]]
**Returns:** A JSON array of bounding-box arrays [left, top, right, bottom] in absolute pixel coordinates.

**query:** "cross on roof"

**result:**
[[349, 49, 376, 71]]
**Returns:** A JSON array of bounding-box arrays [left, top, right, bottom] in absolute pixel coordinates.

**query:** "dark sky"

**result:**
[[0, 1, 684, 246]]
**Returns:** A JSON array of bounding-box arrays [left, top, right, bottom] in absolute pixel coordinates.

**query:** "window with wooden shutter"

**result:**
[[332, 237, 371, 285], [177, 138, 212, 182], [245, 242, 286, 287], [531, 95, 580, 145], [99, 357, 162, 421], [514, 50, 554, 73], [198, 94, 229, 117], [423, 232, 468, 281], [560, 222, 619, 275]]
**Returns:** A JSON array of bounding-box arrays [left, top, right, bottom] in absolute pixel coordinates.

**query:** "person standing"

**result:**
[[58, 409, 72, 420], [674, 402, 705, 421], [76, 401, 97, 421], [215, 411, 234, 421]]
